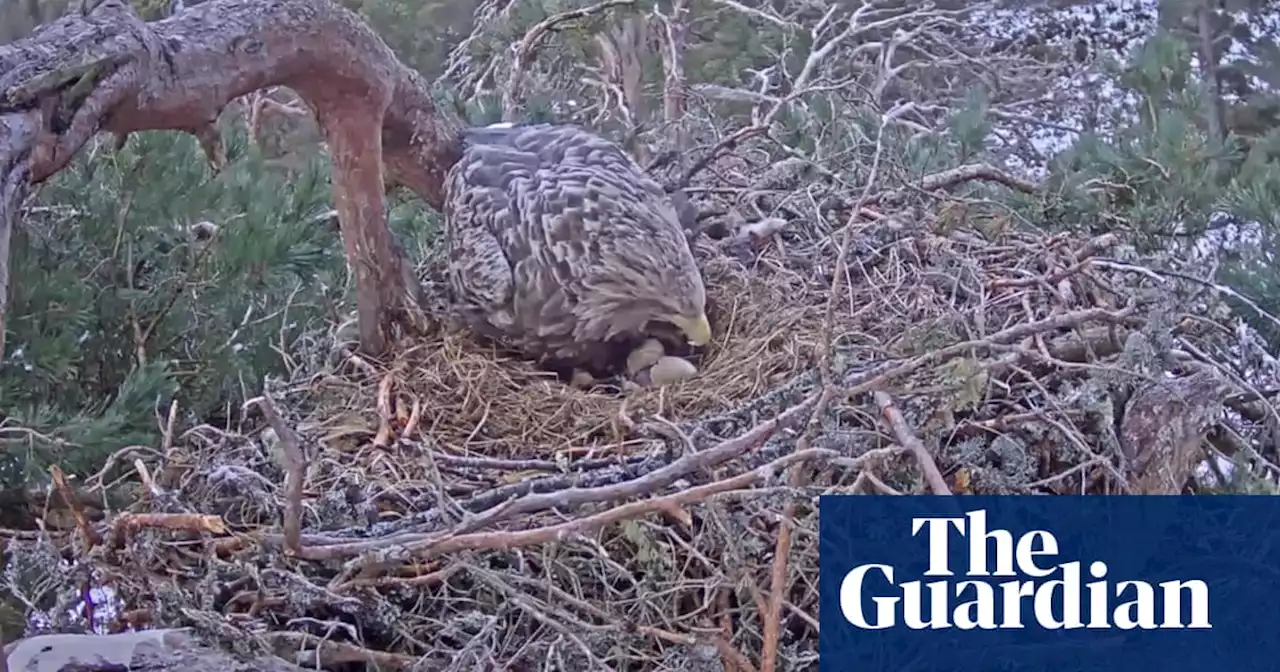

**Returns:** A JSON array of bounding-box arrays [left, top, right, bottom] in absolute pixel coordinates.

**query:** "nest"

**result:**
[[312, 246, 838, 459], [24, 0, 1280, 668], [9, 208, 1277, 672]]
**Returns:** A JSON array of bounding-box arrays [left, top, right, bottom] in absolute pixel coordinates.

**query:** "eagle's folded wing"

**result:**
[[443, 123, 707, 370]]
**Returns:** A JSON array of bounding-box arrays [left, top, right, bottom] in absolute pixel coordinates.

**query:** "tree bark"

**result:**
[[0, 0, 463, 357], [1120, 369, 1232, 494]]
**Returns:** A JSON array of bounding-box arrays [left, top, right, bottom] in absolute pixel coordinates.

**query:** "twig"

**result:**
[[244, 393, 307, 556], [853, 471, 904, 495], [881, 162, 1040, 205], [707, 0, 791, 29], [638, 623, 759, 672], [1094, 259, 1280, 333], [372, 372, 396, 447], [502, 0, 636, 120], [50, 465, 103, 548], [873, 391, 951, 495], [409, 448, 837, 560], [258, 392, 819, 559], [654, 0, 690, 153], [160, 398, 179, 455], [105, 512, 227, 548], [429, 391, 821, 540], [759, 465, 804, 672], [844, 307, 1139, 394], [401, 395, 423, 440], [265, 632, 417, 669]]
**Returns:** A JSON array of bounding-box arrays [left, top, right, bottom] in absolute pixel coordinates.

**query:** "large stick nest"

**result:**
[[13, 206, 1276, 671], [327, 243, 830, 458], [7, 1, 1280, 671]]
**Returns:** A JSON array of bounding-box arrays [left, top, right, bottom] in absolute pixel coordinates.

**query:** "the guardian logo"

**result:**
[[839, 509, 1211, 631]]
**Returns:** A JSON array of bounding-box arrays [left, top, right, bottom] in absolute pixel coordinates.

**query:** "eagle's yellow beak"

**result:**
[[673, 313, 712, 346]]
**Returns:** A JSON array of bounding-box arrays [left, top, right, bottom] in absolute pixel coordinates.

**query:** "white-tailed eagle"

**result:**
[[441, 123, 710, 379]]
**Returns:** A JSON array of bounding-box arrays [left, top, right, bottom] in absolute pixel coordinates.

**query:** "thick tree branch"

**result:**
[[0, 0, 463, 356]]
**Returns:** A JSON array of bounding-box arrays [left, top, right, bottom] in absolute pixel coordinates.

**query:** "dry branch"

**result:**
[[874, 391, 951, 495], [243, 393, 307, 556], [411, 447, 836, 561], [503, 0, 636, 121], [655, 0, 691, 152], [260, 391, 819, 562]]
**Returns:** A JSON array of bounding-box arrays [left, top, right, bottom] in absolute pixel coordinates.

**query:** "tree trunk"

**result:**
[[0, 0, 462, 357], [1196, 0, 1227, 149]]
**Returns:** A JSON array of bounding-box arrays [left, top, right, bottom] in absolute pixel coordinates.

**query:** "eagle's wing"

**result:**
[[508, 166, 595, 345], [444, 126, 615, 353], [463, 123, 645, 173], [442, 145, 525, 336], [445, 124, 689, 367]]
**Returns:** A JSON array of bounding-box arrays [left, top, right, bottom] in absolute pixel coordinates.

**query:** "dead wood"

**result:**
[[1121, 369, 1235, 494]]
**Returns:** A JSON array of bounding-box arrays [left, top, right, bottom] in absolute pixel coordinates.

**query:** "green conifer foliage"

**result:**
[[2, 127, 349, 487], [1026, 30, 1280, 349]]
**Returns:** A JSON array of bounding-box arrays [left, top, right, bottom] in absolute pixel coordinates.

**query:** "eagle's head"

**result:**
[[576, 192, 711, 348]]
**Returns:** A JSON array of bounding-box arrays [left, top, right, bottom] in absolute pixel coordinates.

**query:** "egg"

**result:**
[[648, 356, 698, 386]]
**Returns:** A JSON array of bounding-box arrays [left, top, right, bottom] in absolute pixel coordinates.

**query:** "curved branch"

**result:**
[[501, 0, 635, 122], [0, 0, 463, 355]]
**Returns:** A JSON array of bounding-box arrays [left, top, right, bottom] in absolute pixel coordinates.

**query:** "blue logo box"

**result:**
[[819, 495, 1277, 671]]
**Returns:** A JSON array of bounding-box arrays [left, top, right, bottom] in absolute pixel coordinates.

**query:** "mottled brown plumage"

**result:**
[[441, 123, 710, 378]]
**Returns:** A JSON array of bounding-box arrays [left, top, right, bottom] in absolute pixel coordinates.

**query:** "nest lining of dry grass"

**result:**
[[8, 199, 1278, 671], [311, 244, 838, 461]]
